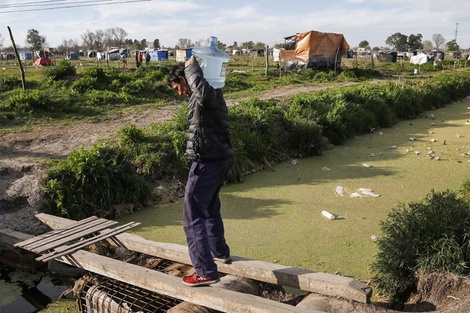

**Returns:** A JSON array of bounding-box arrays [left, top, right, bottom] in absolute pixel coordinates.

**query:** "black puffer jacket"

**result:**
[[184, 62, 233, 161]]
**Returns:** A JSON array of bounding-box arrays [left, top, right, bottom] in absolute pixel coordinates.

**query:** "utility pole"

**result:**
[[454, 22, 459, 42]]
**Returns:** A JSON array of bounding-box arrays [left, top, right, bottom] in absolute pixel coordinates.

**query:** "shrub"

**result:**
[[3, 89, 52, 112], [44, 59, 76, 80], [0, 75, 22, 92], [43, 144, 150, 220], [372, 188, 470, 306]]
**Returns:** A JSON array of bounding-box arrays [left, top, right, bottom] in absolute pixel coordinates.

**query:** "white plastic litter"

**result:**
[[321, 210, 336, 220], [359, 188, 381, 197], [335, 186, 345, 197], [389, 145, 397, 149], [349, 192, 364, 198], [291, 159, 298, 165], [361, 163, 372, 168]]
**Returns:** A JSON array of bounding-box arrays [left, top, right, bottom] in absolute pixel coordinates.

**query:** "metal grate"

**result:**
[[79, 276, 182, 313]]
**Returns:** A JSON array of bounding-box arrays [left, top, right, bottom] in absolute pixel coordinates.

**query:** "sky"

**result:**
[[1, 0, 469, 51]]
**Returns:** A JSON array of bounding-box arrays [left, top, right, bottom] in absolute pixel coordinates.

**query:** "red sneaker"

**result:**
[[182, 273, 220, 287]]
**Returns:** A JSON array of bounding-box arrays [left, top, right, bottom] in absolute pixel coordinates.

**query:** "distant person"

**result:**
[[135, 51, 141, 67], [137, 51, 143, 67], [145, 52, 151, 66], [121, 53, 127, 68], [167, 56, 233, 287]]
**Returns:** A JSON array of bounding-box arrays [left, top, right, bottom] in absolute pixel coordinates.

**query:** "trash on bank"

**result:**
[[335, 186, 381, 198], [334, 186, 345, 197], [322, 210, 337, 220]]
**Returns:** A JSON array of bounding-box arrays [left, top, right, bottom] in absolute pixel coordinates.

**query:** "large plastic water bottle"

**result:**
[[192, 36, 229, 89]]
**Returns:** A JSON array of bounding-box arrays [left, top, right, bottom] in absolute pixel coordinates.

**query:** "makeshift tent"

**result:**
[[176, 49, 192, 62], [33, 57, 53, 66], [280, 30, 350, 70], [377, 51, 397, 63]]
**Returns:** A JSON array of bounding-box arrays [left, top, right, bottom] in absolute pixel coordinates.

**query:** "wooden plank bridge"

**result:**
[[2, 213, 372, 313]]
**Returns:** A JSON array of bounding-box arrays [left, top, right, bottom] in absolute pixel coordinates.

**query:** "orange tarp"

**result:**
[[280, 30, 349, 63]]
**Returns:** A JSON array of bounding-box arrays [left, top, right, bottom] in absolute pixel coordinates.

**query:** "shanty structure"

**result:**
[[280, 30, 350, 70]]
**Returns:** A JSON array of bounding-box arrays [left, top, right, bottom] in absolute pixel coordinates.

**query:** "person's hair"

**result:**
[[167, 64, 185, 87]]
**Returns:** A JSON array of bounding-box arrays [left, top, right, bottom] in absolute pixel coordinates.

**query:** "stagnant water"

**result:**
[[0, 265, 69, 313]]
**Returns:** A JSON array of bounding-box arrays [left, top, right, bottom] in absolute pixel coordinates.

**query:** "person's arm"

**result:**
[[184, 56, 217, 107]]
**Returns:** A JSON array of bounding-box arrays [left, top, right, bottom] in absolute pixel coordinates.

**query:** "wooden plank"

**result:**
[[2, 229, 317, 312], [36, 222, 140, 262], [58, 250, 315, 313], [13, 216, 99, 248], [35, 213, 372, 303], [0, 228, 33, 245], [26, 219, 118, 254]]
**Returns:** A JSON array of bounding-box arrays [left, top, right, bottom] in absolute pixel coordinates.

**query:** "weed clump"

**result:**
[[372, 186, 470, 308]]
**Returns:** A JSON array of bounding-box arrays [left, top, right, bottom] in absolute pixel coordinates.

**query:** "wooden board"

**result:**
[[35, 213, 372, 303]]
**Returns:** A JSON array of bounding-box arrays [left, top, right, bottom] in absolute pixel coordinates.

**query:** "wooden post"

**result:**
[[370, 50, 375, 70], [334, 47, 339, 72], [265, 45, 269, 76], [7, 26, 26, 90]]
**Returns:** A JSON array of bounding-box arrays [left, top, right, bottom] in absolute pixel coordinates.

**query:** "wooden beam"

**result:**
[[59, 250, 313, 313], [35, 213, 372, 303], [1, 228, 317, 313]]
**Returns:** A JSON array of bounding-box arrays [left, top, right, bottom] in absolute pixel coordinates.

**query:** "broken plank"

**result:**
[[36, 221, 140, 262], [23, 219, 118, 254], [13, 216, 99, 248]]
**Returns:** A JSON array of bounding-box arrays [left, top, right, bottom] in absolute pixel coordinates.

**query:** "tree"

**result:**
[[385, 32, 408, 51], [432, 33, 446, 51], [153, 39, 160, 49], [110, 27, 127, 47], [359, 40, 369, 48], [57, 39, 79, 55], [407, 33, 423, 50], [241, 41, 255, 49], [446, 39, 459, 52], [81, 29, 105, 51], [26, 29, 46, 51], [177, 38, 193, 49], [422, 40, 433, 52], [254, 42, 266, 49], [140, 39, 147, 49]]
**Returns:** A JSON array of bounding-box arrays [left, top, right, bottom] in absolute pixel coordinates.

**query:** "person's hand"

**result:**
[[185, 55, 196, 67]]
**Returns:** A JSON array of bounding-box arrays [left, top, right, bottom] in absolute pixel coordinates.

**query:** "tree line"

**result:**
[[357, 32, 461, 53]]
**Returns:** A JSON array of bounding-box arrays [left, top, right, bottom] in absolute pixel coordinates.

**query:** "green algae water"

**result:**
[[120, 99, 470, 281]]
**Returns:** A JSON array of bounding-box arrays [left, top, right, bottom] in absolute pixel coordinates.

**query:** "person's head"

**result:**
[[167, 64, 191, 97]]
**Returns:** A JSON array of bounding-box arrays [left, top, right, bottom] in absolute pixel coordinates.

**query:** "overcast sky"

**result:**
[[1, 0, 469, 50]]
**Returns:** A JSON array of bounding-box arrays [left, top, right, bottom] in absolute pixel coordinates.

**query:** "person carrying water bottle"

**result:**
[[167, 55, 233, 286]]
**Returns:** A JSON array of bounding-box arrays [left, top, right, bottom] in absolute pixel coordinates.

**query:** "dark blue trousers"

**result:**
[[183, 159, 231, 278]]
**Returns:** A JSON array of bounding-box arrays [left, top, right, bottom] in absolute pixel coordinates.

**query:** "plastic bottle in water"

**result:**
[[192, 36, 229, 89]]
